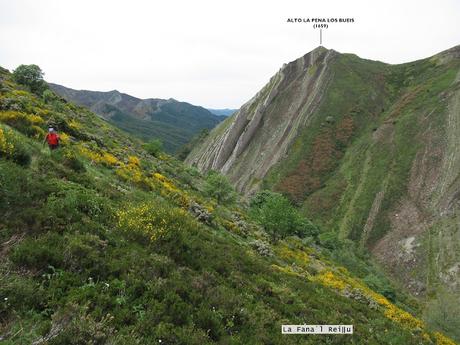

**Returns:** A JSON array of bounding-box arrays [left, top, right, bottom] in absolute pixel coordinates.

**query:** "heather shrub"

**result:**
[[204, 170, 236, 205]]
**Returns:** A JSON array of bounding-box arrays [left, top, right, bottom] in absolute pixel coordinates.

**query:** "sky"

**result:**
[[0, 0, 459, 109]]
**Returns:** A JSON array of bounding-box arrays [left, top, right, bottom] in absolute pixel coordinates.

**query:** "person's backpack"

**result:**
[[47, 133, 59, 145]]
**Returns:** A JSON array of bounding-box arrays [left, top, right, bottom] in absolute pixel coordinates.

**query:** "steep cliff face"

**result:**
[[186, 46, 338, 194], [187, 45, 460, 338]]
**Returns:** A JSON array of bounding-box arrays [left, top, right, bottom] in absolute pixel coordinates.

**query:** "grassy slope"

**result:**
[[0, 69, 456, 344]]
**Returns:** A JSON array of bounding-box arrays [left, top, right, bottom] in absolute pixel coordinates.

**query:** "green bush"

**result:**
[[250, 191, 319, 241], [0, 160, 61, 236], [44, 183, 109, 229], [143, 138, 163, 157], [0, 160, 28, 210], [204, 170, 236, 205], [47, 304, 115, 345], [10, 233, 65, 270], [10, 140, 32, 166], [249, 189, 278, 208], [0, 275, 45, 316], [150, 322, 212, 345], [42, 89, 59, 103], [194, 304, 224, 340], [64, 154, 85, 172], [64, 233, 107, 272], [318, 231, 340, 249], [363, 273, 396, 302]]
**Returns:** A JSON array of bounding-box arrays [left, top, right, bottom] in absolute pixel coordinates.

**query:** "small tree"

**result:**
[[250, 191, 319, 241], [204, 170, 236, 205], [143, 139, 163, 157], [12, 64, 47, 94]]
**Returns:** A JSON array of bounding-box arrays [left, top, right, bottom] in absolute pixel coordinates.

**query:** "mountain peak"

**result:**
[[312, 45, 328, 52]]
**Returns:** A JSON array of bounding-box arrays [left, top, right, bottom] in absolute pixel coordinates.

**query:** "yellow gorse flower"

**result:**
[[316, 271, 347, 290], [68, 119, 82, 130], [116, 202, 194, 244], [59, 132, 71, 145], [102, 152, 118, 165], [116, 156, 142, 182], [128, 155, 140, 166], [433, 332, 457, 345], [78, 146, 120, 167], [28, 114, 44, 124], [0, 127, 14, 156], [272, 243, 453, 344], [0, 111, 44, 126]]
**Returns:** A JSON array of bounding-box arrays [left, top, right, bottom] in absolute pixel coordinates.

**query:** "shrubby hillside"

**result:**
[[0, 66, 456, 344]]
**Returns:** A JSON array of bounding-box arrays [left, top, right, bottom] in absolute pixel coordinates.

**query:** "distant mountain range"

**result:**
[[206, 108, 237, 116], [48, 83, 226, 153]]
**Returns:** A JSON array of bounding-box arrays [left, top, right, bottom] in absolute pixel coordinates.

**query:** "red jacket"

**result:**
[[46, 133, 60, 145]]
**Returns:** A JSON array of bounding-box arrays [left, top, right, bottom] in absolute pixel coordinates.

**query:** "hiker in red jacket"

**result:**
[[44, 127, 60, 150]]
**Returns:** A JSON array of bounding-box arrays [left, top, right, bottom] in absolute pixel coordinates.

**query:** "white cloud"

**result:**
[[0, 0, 459, 108]]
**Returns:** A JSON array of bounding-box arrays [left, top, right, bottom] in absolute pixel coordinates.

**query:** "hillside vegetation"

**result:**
[[186, 46, 460, 341], [0, 66, 456, 344]]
